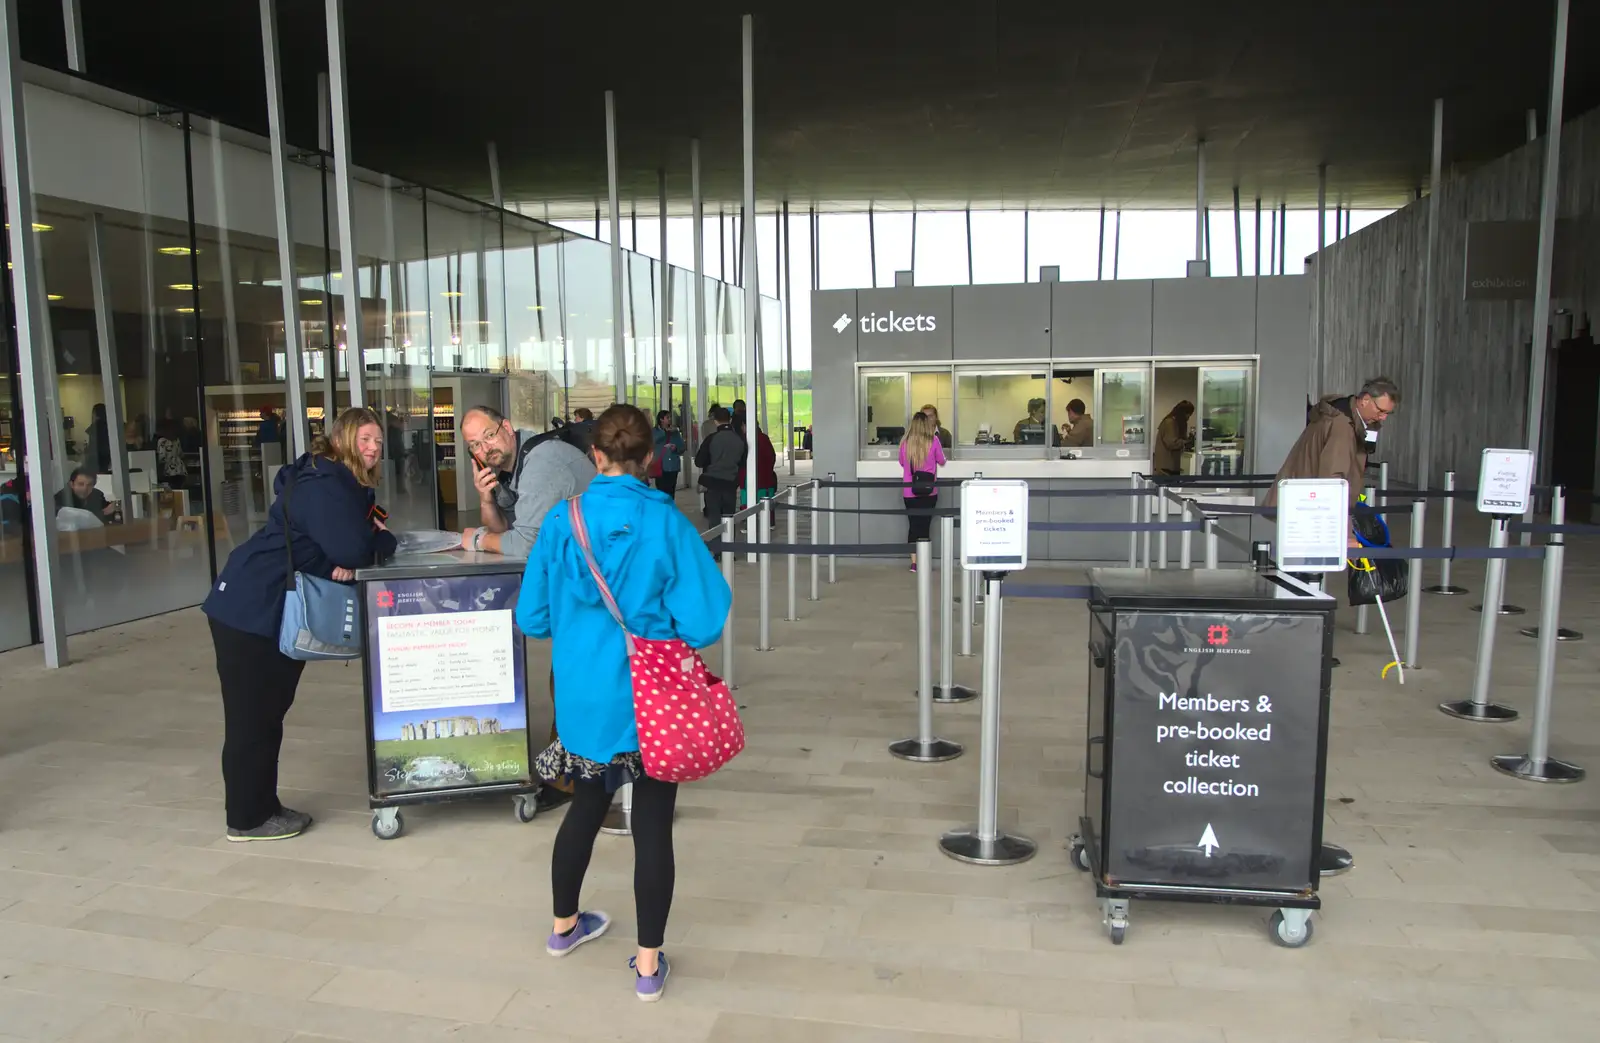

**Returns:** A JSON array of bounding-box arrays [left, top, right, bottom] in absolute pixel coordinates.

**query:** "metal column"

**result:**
[[1313, 163, 1326, 401], [324, 0, 365, 405], [691, 139, 707, 436], [740, 15, 758, 519], [87, 215, 130, 513], [260, 0, 308, 456], [605, 90, 625, 404], [1418, 99, 1444, 495], [658, 167, 669, 406], [62, 0, 84, 71], [1523, 0, 1570, 490], [1194, 139, 1206, 264], [783, 199, 795, 475], [1, 0, 66, 665]]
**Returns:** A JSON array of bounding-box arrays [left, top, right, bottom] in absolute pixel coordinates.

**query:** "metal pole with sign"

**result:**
[[940, 480, 1036, 867]]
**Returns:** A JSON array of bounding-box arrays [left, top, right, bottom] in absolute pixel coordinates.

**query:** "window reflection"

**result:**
[[863, 373, 906, 445]]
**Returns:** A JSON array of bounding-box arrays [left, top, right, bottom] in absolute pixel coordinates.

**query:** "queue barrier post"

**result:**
[[1158, 492, 1170, 569], [934, 513, 977, 703], [939, 573, 1036, 866], [890, 538, 962, 763], [1355, 482, 1375, 635], [1127, 475, 1139, 567], [960, 546, 975, 657], [1424, 470, 1469, 594], [827, 472, 838, 584], [809, 481, 820, 602], [1518, 485, 1583, 642], [1493, 486, 1586, 783], [1404, 497, 1426, 667], [1179, 498, 1193, 570], [757, 500, 773, 651], [721, 517, 736, 688], [1141, 480, 1153, 568], [785, 486, 798, 622], [600, 782, 633, 835], [1439, 516, 1519, 722], [1203, 517, 1219, 570]]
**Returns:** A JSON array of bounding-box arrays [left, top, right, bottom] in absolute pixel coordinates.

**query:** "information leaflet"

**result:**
[[364, 573, 531, 798], [1105, 610, 1324, 891], [1274, 478, 1348, 572], [1476, 448, 1534, 515], [960, 479, 1029, 571]]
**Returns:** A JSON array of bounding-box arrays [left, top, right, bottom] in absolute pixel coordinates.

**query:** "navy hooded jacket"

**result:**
[[203, 453, 397, 639]]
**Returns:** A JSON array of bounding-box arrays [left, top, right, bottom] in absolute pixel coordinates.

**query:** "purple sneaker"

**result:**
[[546, 910, 610, 957], [631, 952, 670, 1002]]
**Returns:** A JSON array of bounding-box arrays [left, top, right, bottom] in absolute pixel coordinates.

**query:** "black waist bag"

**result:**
[[910, 470, 936, 498]]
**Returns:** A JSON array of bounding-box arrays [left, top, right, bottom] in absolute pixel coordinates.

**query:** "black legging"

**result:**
[[552, 774, 678, 948], [210, 617, 306, 831], [655, 470, 680, 499], [905, 494, 937, 543]]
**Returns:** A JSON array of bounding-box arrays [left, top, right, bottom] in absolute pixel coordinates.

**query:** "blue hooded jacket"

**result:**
[[203, 453, 397, 638], [515, 475, 731, 765]]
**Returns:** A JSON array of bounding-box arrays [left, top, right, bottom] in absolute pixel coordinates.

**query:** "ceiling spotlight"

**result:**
[[157, 246, 195, 256], [442, 291, 463, 297], [176, 306, 196, 314], [168, 283, 195, 291], [46, 294, 63, 301], [301, 299, 324, 307]]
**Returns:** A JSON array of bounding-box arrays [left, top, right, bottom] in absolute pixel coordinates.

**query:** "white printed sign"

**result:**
[[377, 609, 516, 713], [1476, 448, 1534, 515], [1273, 478, 1349, 572], [960, 480, 1029, 571]]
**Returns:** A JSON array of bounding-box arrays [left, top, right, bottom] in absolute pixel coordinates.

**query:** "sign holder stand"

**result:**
[[890, 538, 963, 763], [1440, 515, 1520, 722], [939, 572, 1036, 866], [1470, 449, 1531, 615]]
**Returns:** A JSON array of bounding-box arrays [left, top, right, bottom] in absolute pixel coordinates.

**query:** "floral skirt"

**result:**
[[535, 737, 644, 795]]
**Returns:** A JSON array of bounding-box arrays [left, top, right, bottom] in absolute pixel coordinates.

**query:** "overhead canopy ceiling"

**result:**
[[20, 1, 1598, 215]]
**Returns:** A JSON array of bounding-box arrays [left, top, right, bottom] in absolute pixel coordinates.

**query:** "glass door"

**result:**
[[1196, 366, 1253, 477]]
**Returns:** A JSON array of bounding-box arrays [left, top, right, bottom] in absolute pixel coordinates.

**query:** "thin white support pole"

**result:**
[[61, 0, 83, 72], [740, 15, 759, 518], [2, 0, 66, 665], [691, 139, 707, 448], [658, 167, 669, 405], [1523, 0, 1570, 493], [1313, 163, 1326, 402], [1418, 98, 1444, 496], [606, 91, 625, 404], [784, 199, 796, 474], [260, 0, 308, 457], [324, 0, 365, 405]]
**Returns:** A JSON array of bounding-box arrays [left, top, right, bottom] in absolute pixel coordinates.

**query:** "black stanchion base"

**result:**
[[1423, 584, 1469, 596], [932, 684, 978, 704], [1490, 754, 1586, 784], [938, 828, 1037, 866], [1318, 843, 1354, 877], [1438, 700, 1520, 723], [889, 737, 963, 763], [1470, 603, 1527, 616], [1517, 626, 1584, 641]]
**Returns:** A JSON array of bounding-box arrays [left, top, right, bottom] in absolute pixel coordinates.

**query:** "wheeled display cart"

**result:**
[[1068, 568, 1335, 947], [356, 550, 540, 839]]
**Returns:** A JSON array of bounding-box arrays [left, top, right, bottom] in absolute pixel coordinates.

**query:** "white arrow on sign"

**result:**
[[1198, 823, 1220, 858]]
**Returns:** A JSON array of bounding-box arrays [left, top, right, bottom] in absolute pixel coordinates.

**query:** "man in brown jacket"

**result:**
[[1266, 376, 1399, 879]]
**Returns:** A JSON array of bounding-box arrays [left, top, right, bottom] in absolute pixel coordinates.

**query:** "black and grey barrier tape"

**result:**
[[999, 583, 1093, 600], [1510, 522, 1600, 537], [1348, 545, 1545, 561]]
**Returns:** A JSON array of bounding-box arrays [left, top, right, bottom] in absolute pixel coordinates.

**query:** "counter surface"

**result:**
[[858, 458, 1153, 481], [357, 549, 528, 583], [1087, 567, 1332, 609]]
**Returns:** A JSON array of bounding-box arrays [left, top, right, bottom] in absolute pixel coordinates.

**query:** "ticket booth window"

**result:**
[[954, 369, 1049, 446], [863, 372, 908, 446]]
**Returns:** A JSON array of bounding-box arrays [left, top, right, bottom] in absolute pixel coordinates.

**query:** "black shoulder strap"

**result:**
[[281, 466, 297, 578]]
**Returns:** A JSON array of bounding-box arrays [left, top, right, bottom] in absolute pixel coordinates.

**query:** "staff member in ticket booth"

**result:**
[[202, 407, 396, 842], [1061, 398, 1094, 448], [459, 404, 597, 812], [1261, 375, 1400, 880]]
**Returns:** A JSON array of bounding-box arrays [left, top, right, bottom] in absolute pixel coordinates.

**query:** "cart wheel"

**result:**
[[1069, 838, 1090, 873], [1269, 910, 1313, 948], [371, 809, 404, 840], [513, 795, 538, 823], [1109, 922, 1127, 945]]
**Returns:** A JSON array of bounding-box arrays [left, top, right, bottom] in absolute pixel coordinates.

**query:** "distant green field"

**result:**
[[373, 730, 530, 793], [705, 385, 812, 436]]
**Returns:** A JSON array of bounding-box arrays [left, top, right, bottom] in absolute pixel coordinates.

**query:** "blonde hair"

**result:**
[[903, 411, 936, 472], [920, 404, 941, 426], [309, 407, 383, 488]]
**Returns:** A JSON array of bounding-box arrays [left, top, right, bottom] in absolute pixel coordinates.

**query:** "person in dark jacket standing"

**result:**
[[202, 407, 396, 842], [694, 406, 745, 529], [652, 410, 686, 500]]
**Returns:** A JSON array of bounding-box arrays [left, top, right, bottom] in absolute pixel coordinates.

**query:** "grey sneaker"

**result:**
[[226, 812, 306, 843], [631, 952, 669, 1002], [279, 806, 314, 832], [546, 910, 610, 957]]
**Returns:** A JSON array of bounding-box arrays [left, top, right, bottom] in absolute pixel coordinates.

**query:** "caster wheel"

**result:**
[[371, 810, 404, 840], [1069, 840, 1090, 873], [1109, 922, 1127, 945], [513, 795, 538, 823], [1269, 910, 1313, 948]]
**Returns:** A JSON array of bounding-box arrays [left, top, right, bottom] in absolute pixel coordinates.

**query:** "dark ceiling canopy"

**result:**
[[20, 1, 1597, 214]]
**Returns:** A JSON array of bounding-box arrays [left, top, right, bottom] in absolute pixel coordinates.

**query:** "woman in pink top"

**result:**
[[898, 411, 946, 571]]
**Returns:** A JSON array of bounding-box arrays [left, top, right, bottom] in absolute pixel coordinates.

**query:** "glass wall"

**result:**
[[0, 227, 32, 652]]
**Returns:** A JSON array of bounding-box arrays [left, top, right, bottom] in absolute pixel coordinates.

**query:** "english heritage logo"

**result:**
[[1185, 620, 1251, 655]]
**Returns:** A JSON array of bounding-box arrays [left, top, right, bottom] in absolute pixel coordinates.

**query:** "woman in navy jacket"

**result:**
[[202, 407, 396, 842]]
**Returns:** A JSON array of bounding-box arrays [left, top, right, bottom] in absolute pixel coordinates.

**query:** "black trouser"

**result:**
[[655, 470, 680, 500], [702, 481, 738, 530], [905, 494, 937, 544], [552, 774, 679, 948], [209, 617, 306, 831]]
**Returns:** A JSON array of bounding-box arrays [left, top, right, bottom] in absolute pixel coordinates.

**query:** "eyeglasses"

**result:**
[[464, 419, 503, 453]]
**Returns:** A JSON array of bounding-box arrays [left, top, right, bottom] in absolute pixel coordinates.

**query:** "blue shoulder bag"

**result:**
[[277, 470, 363, 661]]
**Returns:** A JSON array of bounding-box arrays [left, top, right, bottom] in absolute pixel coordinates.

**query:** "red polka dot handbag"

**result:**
[[569, 497, 745, 783]]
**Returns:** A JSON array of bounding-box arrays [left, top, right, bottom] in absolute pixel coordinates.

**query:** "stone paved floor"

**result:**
[[1, 526, 1599, 1042]]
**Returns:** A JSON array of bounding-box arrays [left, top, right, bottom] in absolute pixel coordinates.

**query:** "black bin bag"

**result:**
[[1346, 506, 1408, 605]]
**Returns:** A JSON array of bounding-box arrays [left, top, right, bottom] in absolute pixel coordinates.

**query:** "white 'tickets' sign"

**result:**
[[960, 480, 1029, 571], [849, 310, 938, 333], [1274, 478, 1349, 573], [1477, 448, 1535, 515]]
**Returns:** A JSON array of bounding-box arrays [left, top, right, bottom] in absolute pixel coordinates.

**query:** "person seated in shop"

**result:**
[[0, 472, 28, 530], [1011, 398, 1058, 446], [55, 467, 119, 522], [1061, 398, 1094, 448]]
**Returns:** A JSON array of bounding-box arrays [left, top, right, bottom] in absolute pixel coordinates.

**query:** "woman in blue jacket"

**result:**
[[651, 410, 686, 500], [516, 404, 730, 1003], [203, 408, 396, 843]]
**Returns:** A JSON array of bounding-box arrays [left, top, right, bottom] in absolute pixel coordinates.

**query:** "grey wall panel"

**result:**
[[811, 289, 860, 547], [1153, 277, 1259, 357], [1256, 276, 1313, 477], [1052, 280, 1153, 358], [952, 283, 1051, 359], [854, 287, 953, 362]]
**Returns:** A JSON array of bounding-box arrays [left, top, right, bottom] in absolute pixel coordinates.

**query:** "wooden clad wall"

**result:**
[[1312, 104, 1600, 488]]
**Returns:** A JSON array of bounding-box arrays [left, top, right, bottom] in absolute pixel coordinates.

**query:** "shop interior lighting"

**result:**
[[157, 246, 195, 256]]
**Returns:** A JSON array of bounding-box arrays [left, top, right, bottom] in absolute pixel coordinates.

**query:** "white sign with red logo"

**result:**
[[1273, 478, 1349, 573], [1476, 448, 1534, 515]]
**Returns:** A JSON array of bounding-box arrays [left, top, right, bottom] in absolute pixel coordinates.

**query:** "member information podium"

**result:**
[[1070, 568, 1336, 947]]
